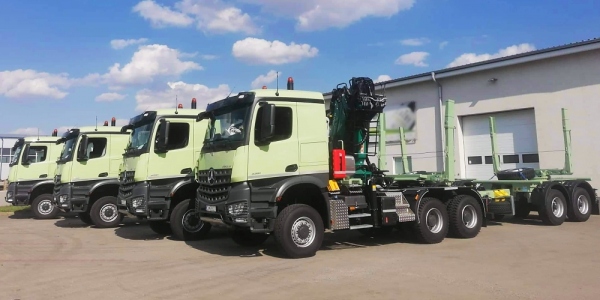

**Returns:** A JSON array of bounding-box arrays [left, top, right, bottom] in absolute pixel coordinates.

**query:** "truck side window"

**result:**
[[27, 146, 47, 163], [86, 138, 108, 159], [254, 106, 293, 144], [156, 122, 190, 151]]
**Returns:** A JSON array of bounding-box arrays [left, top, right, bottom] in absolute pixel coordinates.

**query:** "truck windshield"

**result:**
[[205, 105, 251, 144], [9, 145, 23, 166], [58, 137, 77, 163], [124, 121, 154, 157]]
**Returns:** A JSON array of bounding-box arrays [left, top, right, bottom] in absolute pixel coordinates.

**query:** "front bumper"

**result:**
[[5, 182, 32, 206], [117, 181, 170, 220], [52, 184, 73, 212], [52, 183, 91, 213], [195, 182, 275, 232]]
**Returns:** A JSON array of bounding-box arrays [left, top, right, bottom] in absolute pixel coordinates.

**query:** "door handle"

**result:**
[[39, 174, 47, 178], [285, 164, 298, 172], [181, 168, 192, 174], [99, 172, 108, 177]]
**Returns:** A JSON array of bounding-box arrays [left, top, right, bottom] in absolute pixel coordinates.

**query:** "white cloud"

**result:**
[[0, 69, 73, 99], [240, 0, 415, 31], [132, 0, 194, 28], [11, 127, 42, 136], [201, 54, 218, 60], [446, 43, 536, 68], [374, 75, 392, 83], [395, 51, 429, 67], [135, 81, 230, 111], [133, 0, 259, 34], [439, 41, 449, 49], [98, 44, 202, 88], [400, 38, 429, 46], [110, 38, 149, 49], [96, 118, 130, 127], [95, 92, 127, 102], [251, 70, 280, 89], [232, 38, 318, 65]]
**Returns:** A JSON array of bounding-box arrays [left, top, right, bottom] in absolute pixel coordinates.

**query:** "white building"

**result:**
[[0, 134, 22, 181], [324, 38, 600, 187]]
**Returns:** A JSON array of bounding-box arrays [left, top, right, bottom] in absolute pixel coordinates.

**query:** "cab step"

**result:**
[[350, 224, 373, 230], [348, 213, 371, 218]]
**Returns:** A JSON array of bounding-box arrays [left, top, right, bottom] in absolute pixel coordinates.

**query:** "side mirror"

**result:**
[[257, 104, 276, 143], [155, 120, 170, 153], [76, 135, 89, 161], [120, 124, 133, 133], [21, 144, 30, 165]]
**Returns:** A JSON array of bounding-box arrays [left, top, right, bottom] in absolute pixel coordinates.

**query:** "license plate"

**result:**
[[206, 205, 216, 212]]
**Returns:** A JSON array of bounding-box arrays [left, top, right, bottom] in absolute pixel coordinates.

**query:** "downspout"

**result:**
[[0, 137, 4, 182], [431, 72, 445, 172]]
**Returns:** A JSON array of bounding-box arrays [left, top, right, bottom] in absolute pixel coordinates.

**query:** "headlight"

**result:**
[[227, 202, 248, 216], [6, 191, 13, 202], [59, 195, 68, 203], [131, 197, 145, 213]]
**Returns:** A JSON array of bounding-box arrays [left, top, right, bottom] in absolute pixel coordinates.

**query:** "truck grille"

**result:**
[[118, 171, 136, 199], [197, 168, 232, 203]]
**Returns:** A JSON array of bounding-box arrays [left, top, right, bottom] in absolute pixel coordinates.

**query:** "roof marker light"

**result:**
[[287, 77, 294, 90], [191, 98, 197, 109]]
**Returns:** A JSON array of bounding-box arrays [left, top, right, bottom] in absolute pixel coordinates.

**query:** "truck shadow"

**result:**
[[183, 228, 426, 259], [488, 213, 557, 226], [8, 209, 74, 220], [112, 220, 232, 242]]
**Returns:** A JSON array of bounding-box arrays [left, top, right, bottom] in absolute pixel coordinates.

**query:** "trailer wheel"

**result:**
[[231, 229, 270, 247], [447, 195, 482, 239], [514, 197, 531, 219], [90, 196, 123, 228], [567, 187, 592, 222], [538, 189, 567, 226], [78, 212, 94, 225], [170, 199, 211, 241], [148, 220, 172, 234], [413, 197, 448, 244], [274, 204, 324, 258], [31, 194, 59, 219]]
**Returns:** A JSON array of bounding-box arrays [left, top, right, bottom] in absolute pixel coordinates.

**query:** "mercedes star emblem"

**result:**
[[207, 168, 216, 185]]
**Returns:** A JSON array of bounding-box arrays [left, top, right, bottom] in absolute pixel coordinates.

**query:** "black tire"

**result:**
[[274, 204, 324, 259], [148, 220, 172, 234], [89, 196, 123, 228], [514, 198, 531, 219], [78, 212, 94, 225], [31, 194, 59, 219], [446, 195, 482, 239], [412, 197, 448, 244], [169, 199, 211, 241], [567, 187, 592, 222], [538, 189, 567, 226], [496, 168, 536, 180], [231, 229, 270, 247]]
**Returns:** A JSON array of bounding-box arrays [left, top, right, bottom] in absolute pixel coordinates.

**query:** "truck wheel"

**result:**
[[231, 229, 270, 247], [90, 196, 123, 228], [514, 198, 531, 219], [447, 195, 482, 239], [78, 212, 94, 225], [538, 189, 567, 226], [567, 187, 592, 222], [31, 194, 59, 219], [412, 197, 448, 244], [274, 204, 324, 258], [170, 199, 211, 241], [148, 220, 172, 234]]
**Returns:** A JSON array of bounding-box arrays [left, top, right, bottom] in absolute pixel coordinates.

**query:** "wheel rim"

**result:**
[[99, 203, 118, 223], [425, 208, 444, 233], [551, 197, 565, 217], [181, 209, 203, 233], [461, 205, 478, 229], [577, 195, 590, 215], [290, 216, 316, 248], [37, 199, 54, 215]]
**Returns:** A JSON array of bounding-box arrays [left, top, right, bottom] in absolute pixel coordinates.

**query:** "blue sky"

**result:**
[[1, 0, 598, 136]]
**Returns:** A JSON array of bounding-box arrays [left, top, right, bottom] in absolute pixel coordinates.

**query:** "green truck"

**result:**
[[193, 77, 500, 258], [117, 99, 211, 240], [52, 119, 132, 228], [4, 131, 62, 219]]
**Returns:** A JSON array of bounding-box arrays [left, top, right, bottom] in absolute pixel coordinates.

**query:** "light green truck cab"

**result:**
[[117, 99, 211, 240], [194, 85, 331, 250], [5, 132, 62, 219], [52, 120, 132, 228]]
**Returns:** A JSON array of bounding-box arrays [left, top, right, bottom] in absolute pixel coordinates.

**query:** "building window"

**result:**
[[468, 156, 483, 165], [485, 155, 501, 164], [503, 154, 520, 164], [393, 156, 413, 174], [0, 156, 10, 163], [522, 153, 539, 163]]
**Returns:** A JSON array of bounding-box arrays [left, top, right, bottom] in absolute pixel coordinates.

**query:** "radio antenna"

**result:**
[[275, 71, 280, 96]]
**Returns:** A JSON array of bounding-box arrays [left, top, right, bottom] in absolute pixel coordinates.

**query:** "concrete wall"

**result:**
[[372, 47, 600, 186]]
